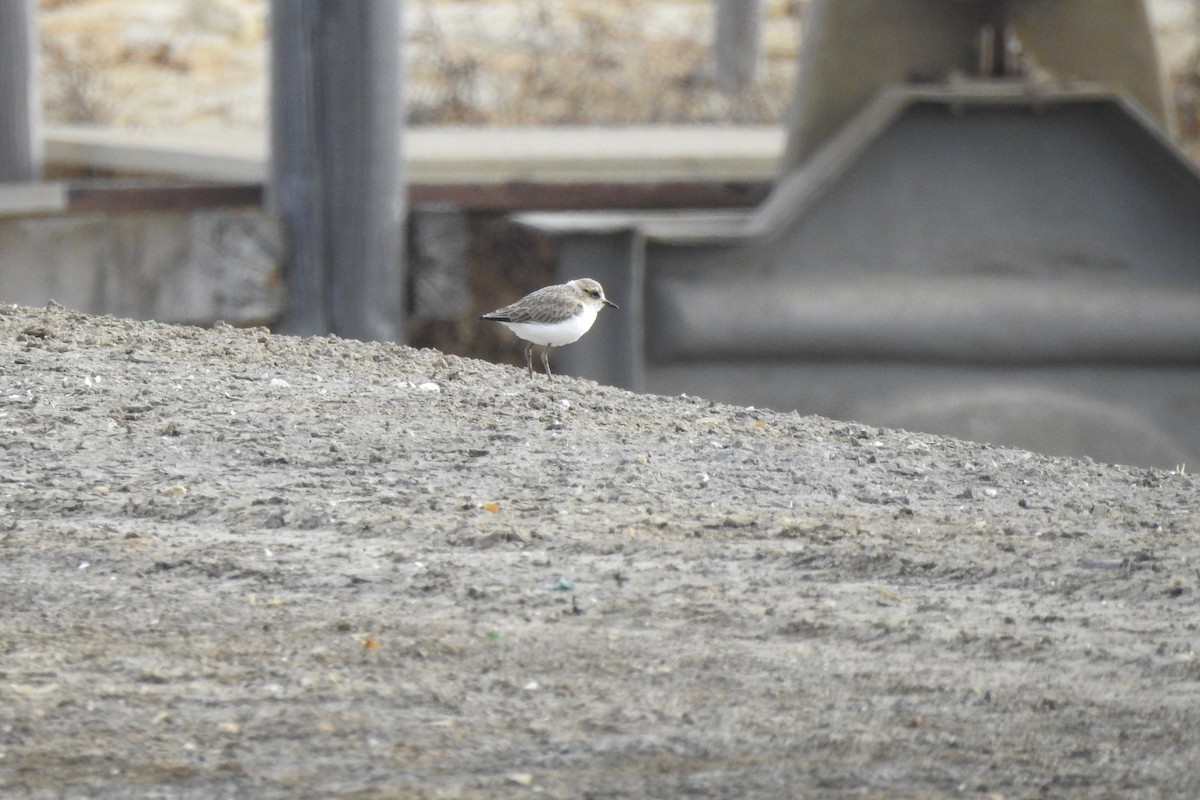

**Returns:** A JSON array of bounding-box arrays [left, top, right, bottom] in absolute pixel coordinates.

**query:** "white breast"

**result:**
[[501, 304, 599, 347]]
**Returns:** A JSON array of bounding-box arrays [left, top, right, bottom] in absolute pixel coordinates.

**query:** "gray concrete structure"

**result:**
[[0, 0, 40, 181], [268, 0, 406, 342], [0, 205, 283, 327], [0, 193, 489, 330], [514, 0, 1200, 469], [781, 0, 1173, 170], [519, 78, 1200, 468], [714, 0, 764, 94]]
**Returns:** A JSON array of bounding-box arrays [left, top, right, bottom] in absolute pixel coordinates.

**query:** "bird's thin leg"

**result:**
[[542, 346, 553, 378], [524, 343, 535, 378]]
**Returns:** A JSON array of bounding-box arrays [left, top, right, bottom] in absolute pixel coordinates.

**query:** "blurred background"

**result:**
[[29, 1, 1200, 140], [7, 0, 1200, 468], [36, 0, 808, 128], [32, 0, 812, 358]]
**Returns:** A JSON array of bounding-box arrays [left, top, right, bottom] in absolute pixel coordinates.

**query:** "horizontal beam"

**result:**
[[66, 182, 264, 213], [649, 276, 1200, 365], [45, 124, 785, 185], [410, 181, 767, 211], [0, 180, 768, 215], [0, 181, 66, 215]]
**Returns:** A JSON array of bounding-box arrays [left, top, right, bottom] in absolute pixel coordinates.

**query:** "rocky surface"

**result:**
[[2, 302, 1198, 798]]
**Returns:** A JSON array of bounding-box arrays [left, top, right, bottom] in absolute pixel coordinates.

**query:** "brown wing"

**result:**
[[480, 286, 583, 324]]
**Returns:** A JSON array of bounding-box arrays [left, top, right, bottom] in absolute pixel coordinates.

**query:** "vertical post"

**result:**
[[555, 230, 645, 390], [268, 0, 406, 341], [980, 0, 1010, 77], [713, 0, 763, 93], [0, 0, 41, 181]]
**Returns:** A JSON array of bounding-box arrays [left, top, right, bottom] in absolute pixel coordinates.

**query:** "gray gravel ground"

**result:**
[[2, 301, 1198, 799]]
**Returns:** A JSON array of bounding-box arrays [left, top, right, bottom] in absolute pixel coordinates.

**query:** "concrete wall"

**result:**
[[520, 91, 1200, 470], [782, 0, 1170, 170], [0, 207, 283, 326]]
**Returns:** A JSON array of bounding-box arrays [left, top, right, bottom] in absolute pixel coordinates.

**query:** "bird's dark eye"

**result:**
[[590, 290, 600, 298]]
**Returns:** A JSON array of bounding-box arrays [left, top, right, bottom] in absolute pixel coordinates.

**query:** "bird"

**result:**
[[479, 278, 618, 378]]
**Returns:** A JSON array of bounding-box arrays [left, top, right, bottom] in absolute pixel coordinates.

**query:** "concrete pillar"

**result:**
[[554, 230, 645, 390], [268, 0, 406, 341], [713, 0, 763, 93], [0, 0, 41, 181]]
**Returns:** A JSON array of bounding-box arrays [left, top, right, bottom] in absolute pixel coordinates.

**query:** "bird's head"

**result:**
[[571, 278, 618, 310]]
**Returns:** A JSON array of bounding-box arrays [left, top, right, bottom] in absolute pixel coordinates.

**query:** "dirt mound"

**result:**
[[2, 302, 1197, 798]]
